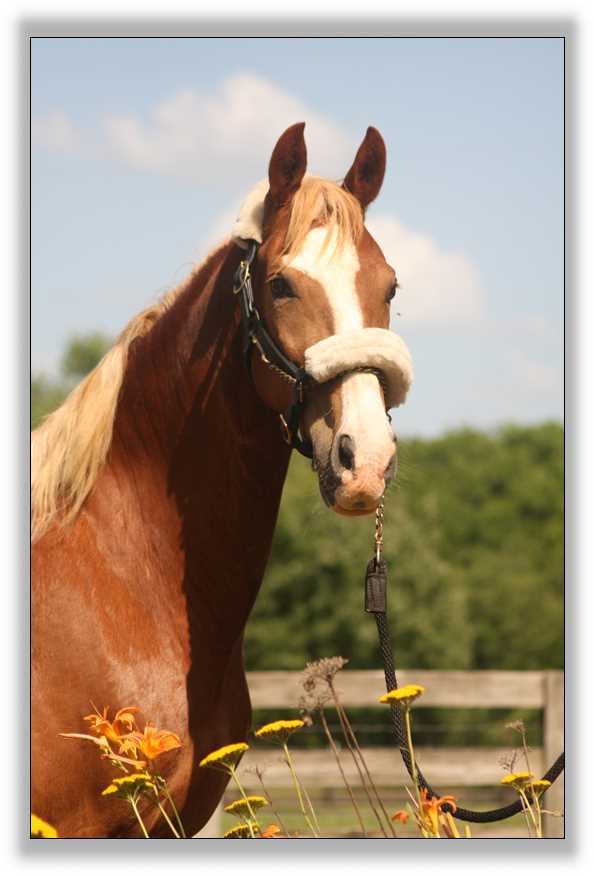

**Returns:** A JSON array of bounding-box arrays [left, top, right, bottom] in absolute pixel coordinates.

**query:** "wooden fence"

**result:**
[[199, 669, 564, 838]]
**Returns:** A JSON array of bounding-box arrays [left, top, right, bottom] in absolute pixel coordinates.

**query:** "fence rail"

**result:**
[[200, 669, 564, 838]]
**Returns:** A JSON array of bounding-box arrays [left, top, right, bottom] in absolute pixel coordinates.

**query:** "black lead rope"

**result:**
[[365, 556, 565, 824], [234, 240, 565, 822]]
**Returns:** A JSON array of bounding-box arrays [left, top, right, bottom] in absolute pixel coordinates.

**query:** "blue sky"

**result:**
[[31, 37, 563, 436]]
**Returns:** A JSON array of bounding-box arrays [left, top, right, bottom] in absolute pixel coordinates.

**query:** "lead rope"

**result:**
[[365, 500, 565, 824]]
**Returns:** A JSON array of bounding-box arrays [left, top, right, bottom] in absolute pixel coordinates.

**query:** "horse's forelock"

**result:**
[[266, 177, 364, 274]]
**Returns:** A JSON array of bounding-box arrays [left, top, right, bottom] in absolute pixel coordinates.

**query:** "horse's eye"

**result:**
[[270, 276, 295, 300], [386, 281, 399, 303]]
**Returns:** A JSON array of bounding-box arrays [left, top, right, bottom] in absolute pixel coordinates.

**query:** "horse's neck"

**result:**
[[111, 243, 291, 639]]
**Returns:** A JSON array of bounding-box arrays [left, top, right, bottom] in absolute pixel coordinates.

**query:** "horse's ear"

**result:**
[[343, 127, 386, 210], [268, 122, 307, 207]]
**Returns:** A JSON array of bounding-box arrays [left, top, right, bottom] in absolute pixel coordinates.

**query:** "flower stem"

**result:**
[[319, 706, 367, 837], [255, 772, 290, 837], [161, 781, 186, 838], [329, 685, 388, 837], [333, 693, 396, 838], [403, 705, 428, 834], [229, 768, 259, 837], [130, 797, 150, 838], [299, 775, 321, 833], [517, 788, 537, 837], [151, 791, 181, 838], [283, 743, 318, 837]]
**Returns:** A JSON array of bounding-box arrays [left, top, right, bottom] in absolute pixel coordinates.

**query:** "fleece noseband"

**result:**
[[233, 240, 413, 459]]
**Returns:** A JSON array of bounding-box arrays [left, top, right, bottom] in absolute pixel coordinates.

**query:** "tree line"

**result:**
[[32, 334, 564, 676]]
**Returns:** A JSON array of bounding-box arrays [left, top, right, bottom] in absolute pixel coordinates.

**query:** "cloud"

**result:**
[[34, 74, 354, 186], [505, 349, 561, 394], [33, 77, 486, 329], [32, 110, 83, 154], [366, 215, 487, 326]]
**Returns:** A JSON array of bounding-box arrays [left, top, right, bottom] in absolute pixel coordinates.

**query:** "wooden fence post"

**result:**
[[543, 671, 564, 838]]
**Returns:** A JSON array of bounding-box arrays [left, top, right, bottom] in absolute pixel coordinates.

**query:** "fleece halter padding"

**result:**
[[304, 328, 413, 408], [232, 180, 414, 413]]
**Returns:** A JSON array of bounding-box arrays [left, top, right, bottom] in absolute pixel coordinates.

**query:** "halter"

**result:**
[[233, 240, 314, 457], [233, 239, 414, 458]]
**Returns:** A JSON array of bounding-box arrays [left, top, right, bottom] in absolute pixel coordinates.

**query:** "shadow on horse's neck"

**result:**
[[114, 241, 292, 642]]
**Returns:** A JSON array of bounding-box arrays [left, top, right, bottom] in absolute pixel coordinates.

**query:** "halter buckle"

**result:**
[[233, 259, 251, 295], [279, 415, 293, 446]]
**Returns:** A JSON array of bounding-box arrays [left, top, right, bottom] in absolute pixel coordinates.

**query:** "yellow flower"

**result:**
[[101, 772, 156, 798], [199, 742, 249, 771], [500, 772, 534, 788], [31, 814, 58, 838], [224, 796, 269, 818], [84, 705, 139, 744], [126, 724, 182, 761], [528, 779, 551, 797], [254, 719, 305, 744], [379, 685, 425, 707], [223, 822, 256, 838]]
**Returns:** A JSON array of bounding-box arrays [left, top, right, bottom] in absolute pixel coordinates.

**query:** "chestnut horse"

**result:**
[[31, 123, 413, 837]]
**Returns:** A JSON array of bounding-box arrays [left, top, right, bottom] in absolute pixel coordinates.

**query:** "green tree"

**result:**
[[31, 332, 113, 429], [246, 423, 564, 675], [61, 332, 112, 381]]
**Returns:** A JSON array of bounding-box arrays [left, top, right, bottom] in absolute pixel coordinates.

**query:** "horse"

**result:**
[[31, 123, 413, 837]]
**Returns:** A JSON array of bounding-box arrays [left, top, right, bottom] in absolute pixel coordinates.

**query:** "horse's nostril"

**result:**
[[338, 434, 356, 471]]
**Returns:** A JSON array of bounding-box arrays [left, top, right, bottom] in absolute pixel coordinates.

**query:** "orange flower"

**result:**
[[391, 809, 409, 824], [84, 705, 138, 745], [127, 724, 182, 761], [259, 824, 282, 838], [420, 788, 457, 835]]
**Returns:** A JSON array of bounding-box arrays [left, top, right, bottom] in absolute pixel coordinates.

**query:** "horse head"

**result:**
[[234, 122, 413, 516]]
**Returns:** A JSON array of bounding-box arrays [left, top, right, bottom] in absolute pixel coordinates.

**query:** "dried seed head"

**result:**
[[301, 657, 349, 691], [498, 750, 519, 774]]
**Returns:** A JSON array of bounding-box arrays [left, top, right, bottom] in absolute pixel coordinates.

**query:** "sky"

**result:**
[[31, 36, 564, 437]]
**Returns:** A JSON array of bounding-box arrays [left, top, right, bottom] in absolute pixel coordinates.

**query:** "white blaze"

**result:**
[[286, 227, 395, 482], [285, 226, 362, 331]]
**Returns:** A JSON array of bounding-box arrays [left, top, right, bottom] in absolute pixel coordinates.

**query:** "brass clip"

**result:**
[[233, 259, 250, 295], [374, 498, 385, 566], [279, 415, 293, 446]]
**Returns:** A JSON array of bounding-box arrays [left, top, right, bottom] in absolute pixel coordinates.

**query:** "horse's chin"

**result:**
[[331, 502, 379, 518], [316, 467, 381, 517]]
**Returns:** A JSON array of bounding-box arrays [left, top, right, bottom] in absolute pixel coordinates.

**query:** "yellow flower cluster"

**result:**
[[379, 684, 425, 707], [224, 796, 268, 818], [31, 814, 58, 838], [223, 822, 257, 839], [500, 772, 534, 788], [255, 719, 305, 743], [199, 742, 249, 770], [530, 780, 551, 794], [500, 773, 551, 795], [101, 773, 156, 798]]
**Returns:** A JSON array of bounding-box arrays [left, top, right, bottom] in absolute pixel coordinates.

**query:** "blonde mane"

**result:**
[[31, 177, 363, 543], [31, 282, 185, 543]]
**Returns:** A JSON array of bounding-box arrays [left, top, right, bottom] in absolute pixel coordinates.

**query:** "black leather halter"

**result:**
[[233, 240, 314, 458]]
